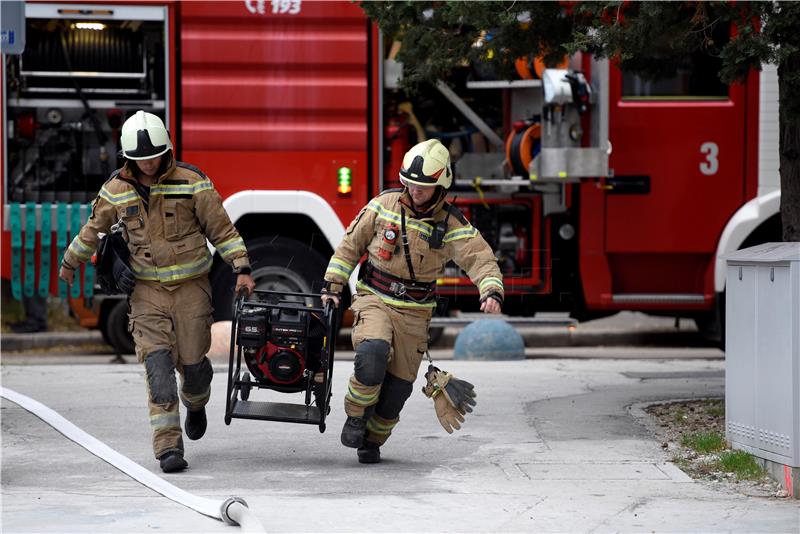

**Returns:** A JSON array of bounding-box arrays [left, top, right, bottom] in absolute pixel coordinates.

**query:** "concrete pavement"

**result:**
[[2, 356, 797, 532], [0, 330, 105, 352], [1, 311, 717, 353]]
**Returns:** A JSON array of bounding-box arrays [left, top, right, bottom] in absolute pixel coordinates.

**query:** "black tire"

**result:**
[[211, 236, 329, 321], [694, 290, 725, 350], [313, 376, 332, 415], [98, 297, 124, 347], [240, 371, 251, 401], [99, 317, 114, 348], [106, 300, 135, 355]]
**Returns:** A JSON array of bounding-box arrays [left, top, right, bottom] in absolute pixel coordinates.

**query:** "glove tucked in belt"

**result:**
[[94, 230, 135, 295], [112, 253, 136, 294]]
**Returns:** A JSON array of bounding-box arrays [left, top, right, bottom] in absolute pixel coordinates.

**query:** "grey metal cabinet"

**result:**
[[725, 242, 800, 467]]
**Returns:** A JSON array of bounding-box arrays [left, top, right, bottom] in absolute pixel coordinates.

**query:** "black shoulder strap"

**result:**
[[400, 207, 416, 282], [176, 161, 208, 179], [444, 202, 468, 225]]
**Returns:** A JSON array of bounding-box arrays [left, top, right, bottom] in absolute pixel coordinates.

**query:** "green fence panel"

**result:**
[[39, 203, 52, 298], [83, 203, 95, 300], [24, 202, 37, 298], [10, 203, 22, 300], [70, 203, 83, 299], [56, 203, 68, 298]]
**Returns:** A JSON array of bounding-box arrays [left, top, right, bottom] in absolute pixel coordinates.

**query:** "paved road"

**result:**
[[2, 352, 797, 532], [1, 310, 720, 355]]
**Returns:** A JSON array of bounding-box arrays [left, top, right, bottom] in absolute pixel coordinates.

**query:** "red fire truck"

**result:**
[[2, 1, 782, 352]]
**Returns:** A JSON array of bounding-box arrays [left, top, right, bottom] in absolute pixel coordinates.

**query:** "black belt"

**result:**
[[362, 262, 436, 302]]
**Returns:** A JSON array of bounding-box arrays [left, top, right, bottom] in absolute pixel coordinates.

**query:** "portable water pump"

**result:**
[[224, 290, 337, 432]]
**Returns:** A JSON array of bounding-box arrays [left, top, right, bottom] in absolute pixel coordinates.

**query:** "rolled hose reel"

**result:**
[[505, 121, 541, 177]]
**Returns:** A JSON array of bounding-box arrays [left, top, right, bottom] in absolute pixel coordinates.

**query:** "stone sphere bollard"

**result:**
[[453, 318, 525, 360]]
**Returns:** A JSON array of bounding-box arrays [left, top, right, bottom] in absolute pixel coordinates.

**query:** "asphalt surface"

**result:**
[[1, 311, 723, 359], [2, 342, 798, 532]]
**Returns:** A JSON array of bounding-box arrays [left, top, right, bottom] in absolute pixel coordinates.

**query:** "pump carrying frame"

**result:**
[[224, 290, 338, 433]]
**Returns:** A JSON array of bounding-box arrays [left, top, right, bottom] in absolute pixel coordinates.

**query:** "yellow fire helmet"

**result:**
[[120, 110, 173, 160], [399, 139, 453, 189]]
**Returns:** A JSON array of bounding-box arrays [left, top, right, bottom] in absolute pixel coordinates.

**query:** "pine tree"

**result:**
[[363, 1, 800, 240]]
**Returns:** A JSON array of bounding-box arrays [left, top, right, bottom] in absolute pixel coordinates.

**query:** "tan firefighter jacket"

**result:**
[[63, 158, 250, 285], [324, 189, 504, 309]]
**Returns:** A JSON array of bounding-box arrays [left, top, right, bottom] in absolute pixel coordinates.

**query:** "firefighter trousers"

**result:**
[[345, 292, 432, 446], [128, 276, 214, 459]]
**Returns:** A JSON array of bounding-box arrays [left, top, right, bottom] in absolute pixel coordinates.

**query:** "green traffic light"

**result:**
[[337, 166, 352, 184]]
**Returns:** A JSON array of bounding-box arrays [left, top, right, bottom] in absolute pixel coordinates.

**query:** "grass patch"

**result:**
[[681, 431, 726, 454], [672, 456, 692, 470], [649, 399, 783, 496], [714, 450, 765, 480], [705, 400, 725, 418], [1, 296, 25, 326], [674, 407, 688, 424], [0, 292, 82, 333]]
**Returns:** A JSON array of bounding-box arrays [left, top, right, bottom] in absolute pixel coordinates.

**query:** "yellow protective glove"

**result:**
[[434, 369, 476, 413], [422, 365, 468, 433], [422, 365, 477, 412], [432, 392, 465, 433]]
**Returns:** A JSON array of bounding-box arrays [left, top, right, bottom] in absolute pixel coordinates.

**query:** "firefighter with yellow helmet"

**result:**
[[321, 139, 503, 464], [59, 111, 255, 473]]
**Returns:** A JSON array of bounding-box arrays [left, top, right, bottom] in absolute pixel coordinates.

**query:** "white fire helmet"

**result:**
[[120, 111, 173, 160], [399, 139, 452, 189]]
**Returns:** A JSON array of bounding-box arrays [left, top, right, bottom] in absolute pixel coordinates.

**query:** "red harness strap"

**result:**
[[361, 262, 436, 303]]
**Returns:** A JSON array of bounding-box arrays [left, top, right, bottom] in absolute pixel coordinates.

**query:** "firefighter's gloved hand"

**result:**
[[112, 255, 136, 294], [321, 292, 340, 309], [424, 365, 477, 413], [321, 282, 342, 309], [423, 365, 468, 433]]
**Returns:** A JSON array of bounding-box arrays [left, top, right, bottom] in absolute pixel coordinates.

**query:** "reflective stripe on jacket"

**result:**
[[324, 189, 503, 308], [64, 158, 250, 285]]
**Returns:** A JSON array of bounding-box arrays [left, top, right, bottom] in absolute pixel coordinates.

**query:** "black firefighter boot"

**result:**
[[159, 451, 188, 473], [357, 440, 381, 464], [185, 407, 207, 441], [340, 416, 367, 448]]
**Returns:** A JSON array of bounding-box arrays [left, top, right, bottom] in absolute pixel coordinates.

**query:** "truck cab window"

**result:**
[[622, 23, 729, 101]]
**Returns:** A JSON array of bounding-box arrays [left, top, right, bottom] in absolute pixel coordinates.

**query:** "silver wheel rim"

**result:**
[[252, 265, 314, 304]]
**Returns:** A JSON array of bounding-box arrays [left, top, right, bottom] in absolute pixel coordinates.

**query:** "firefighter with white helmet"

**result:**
[[322, 138, 503, 463], [60, 110, 255, 473]]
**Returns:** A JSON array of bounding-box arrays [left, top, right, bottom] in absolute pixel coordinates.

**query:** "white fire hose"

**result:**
[[1, 386, 265, 532]]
